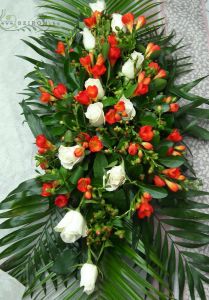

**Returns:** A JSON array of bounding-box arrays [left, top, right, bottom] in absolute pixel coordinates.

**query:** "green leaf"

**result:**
[[159, 156, 184, 168], [51, 249, 79, 275], [93, 153, 108, 185], [139, 183, 168, 199], [124, 84, 137, 98], [178, 255, 185, 300], [150, 79, 167, 92], [140, 115, 157, 127], [69, 166, 84, 185]]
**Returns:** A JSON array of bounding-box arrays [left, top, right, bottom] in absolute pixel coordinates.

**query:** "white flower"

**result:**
[[81, 28, 96, 51], [89, 0, 106, 12], [58, 145, 84, 170], [120, 95, 136, 120], [80, 263, 98, 295], [122, 51, 144, 79], [85, 102, 105, 127], [104, 164, 126, 191], [54, 211, 87, 243], [85, 78, 105, 99], [111, 13, 126, 33]]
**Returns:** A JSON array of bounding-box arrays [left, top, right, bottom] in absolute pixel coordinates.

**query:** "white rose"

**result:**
[[104, 164, 126, 191], [54, 211, 87, 243], [85, 102, 105, 127], [81, 28, 96, 51], [58, 145, 84, 170], [89, 0, 106, 12], [111, 13, 126, 33], [120, 95, 136, 120], [85, 78, 105, 99], [122, 51, 144, 79], [80, 263, 98, 295]]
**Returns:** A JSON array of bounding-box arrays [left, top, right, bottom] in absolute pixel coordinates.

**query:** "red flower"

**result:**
[[39, 161, 48, 170], [86, 85, 98, 100], [153, 175, 166, 187], [84, 191, 92, 200], [162, 168, 181, 179], [91, 64, 107, 78], [165, 180, 180, 192], [114, 101, 125, 112], [53, 83, 67, 99], [167, 129, 183, 142], [122, 13, 135, 32], [167, 147, 174, 156], [128, 143, 139, 156], [136, 16, 146, 30], [77, 132, 91, 143], [77, 177, 91, 192], [40, 92, 51, 103], [148, 62, 160, 72], [36, 134, 48, 148], [55, 41, 65, 56], [169, 103, 179, 112], [137, 202, 154, 219], [134, 83, 149, 96], [108, 34, 118, 47], [105, 109, 117, 124], [141, 142, 153, 150], [74, 147, 85, 157], [80, 54, 92, 73], [84, 15, 97, 28], [142, 192, 152, 202], [89, 136, 103, 152], [54, 195, 69, 208], [41, 183, 53, 197], [108, 47, 121, 66], [139, 126, 154, 142], [145, 43, 161, 58], [154, 69, 167, 79], [74, 90, 91, 105]]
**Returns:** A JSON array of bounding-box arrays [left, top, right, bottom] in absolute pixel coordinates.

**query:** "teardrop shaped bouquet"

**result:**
[[1, 0, 209, 299]]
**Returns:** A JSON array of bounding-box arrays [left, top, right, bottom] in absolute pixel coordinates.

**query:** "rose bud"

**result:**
[[128, 143, 139, 156], [167, 129, 183, 143], [54, 194, 69, 208], [169, 103, 179, 113], [165, 180, 180, 192], [141, 142, 153, 150]]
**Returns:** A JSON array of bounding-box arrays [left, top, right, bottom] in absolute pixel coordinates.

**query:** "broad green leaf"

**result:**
[[159, 156, 184, 168]]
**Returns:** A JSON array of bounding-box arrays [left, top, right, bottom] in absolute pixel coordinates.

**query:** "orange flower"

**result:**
[[53, 83, 67, 99], [96, 54, 105, 66], [162, 168, 181, 179], [108, 47, 121, 66], [165, 180, 180, 192], [89, 136, 103, 152], [169, 103, 179, 112], [91, 64, 106, 78], [137, 202, 154, 219], [122, 13, 135, 33], [55, 41, 65, 56], [77, 177, 91, 192], [139, 126, 154, 142], [153, 175, 166, 187], [136, 16, 146, 30], [145, 43, 161, 58], [54, 195, 69, 208], [86, 85, 98, 100], [114, 101, 125, 112], [154, 69, 167, 79], [41, 183, 54, 197], [74, 147, 85, 157], [128, 143, 139, 156], [84, 15, 97, 28], [40, 92, 52, 103], [134, 83, 149, 96], [80, 54, 92, 74], [148, 62, 160, 72], [105, 109, 118, 124], [74, 90, 91, 105], [141, 142, 153, 150], [36, 135, 53, 153], [167, 129, 183, 142]]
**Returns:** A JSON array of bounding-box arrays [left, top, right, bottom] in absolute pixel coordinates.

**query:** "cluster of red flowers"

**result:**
[[36, 134, 54, 154], [80, 53, 106, 78], [136, 192, 153, 219], [122, 13, 146, 32], [84, 11, 101, 28], [76, 132, 103, 153], [77, 177, 92, 199], [105, 100, 128, 124], [39, 80, 67, 103], [74, 85, 98, 105]]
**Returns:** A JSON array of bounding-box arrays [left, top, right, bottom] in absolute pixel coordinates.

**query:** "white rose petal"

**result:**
[[54, 211, 87, 243], [58, 145, 84, 170], [85, 78, 105, 99], [111, 13, 126, 33], [85, 102, 105, 127], [103, 164, 126, 191], [81, 28, 96, 51], [120, 95, 136, 120], [80, 263, 98, 295], [89, 0, 106, 12], [122, 51, 144, 79]]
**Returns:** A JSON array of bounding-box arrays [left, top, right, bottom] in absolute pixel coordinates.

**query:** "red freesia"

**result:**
[[153, 175, 166, 187], [145, 43, 161, 58], [77, 177, 91, 193], [108, 34, 118, 47], [162, 168, 181, 179], [128, 143, 139, 156], [114, 101, 125, 112], [141, 142, 153, 150], [122, 13, 135, 32], [84, 15, 97, 28], [136, 16, 146, 30], [74, 90, 91, 105], [80, 54, 92, 73], [139, 126, 154, 142], [55, 41, 65, 56], [53, 83, 67, 99], [167, 129, 183, 142], [86, 85, 98, 100], [134, 83, 149, 96], [91, 64, 107, 78], [165, 180, 180, 192], [137, 202, 154, 219], [41, 183, 53, 197], [54, 195, 69, 208], [108, 47, 121, 66], [154, 69, 167, 79], [148, 62, 160, 72], [105, 109, 119, 124], [40, 92, 51, 103], [169, 103, 179, 112], [89, 136, 103, 152]]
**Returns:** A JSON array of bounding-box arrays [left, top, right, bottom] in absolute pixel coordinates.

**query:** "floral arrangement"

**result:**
[[2, 0, 209, 299]]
